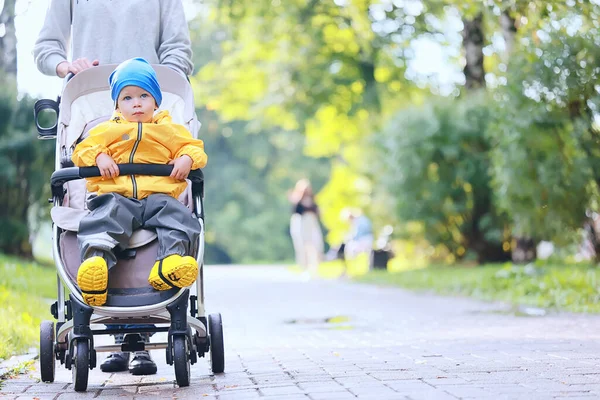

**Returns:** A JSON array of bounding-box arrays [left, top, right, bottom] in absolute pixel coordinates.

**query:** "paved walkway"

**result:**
[[3, 265, 600, 399]]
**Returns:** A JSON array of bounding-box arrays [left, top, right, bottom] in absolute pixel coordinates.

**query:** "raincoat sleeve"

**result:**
[[166, 125, 208, 170], [71, 125, 112, 167]]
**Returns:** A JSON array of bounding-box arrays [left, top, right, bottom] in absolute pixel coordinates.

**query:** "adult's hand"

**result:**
[[56, 58, 100, 78]]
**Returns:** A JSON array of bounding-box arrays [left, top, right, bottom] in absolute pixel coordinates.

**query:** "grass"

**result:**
[[354, 260, 600, 313], [0, 360, 35, 383], [0, 254, 55, 361], [287, 254, 600, 314]]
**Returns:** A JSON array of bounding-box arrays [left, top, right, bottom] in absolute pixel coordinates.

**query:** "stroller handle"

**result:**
[[50, 164, 204, 199]]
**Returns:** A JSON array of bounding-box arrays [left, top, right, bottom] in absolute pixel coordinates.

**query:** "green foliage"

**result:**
[[487, 7, 600, 243], [0, 254, 54, 360], [374, 94, 509, 262], [197, 0, 418, 154], [0, 77, 54, 257]]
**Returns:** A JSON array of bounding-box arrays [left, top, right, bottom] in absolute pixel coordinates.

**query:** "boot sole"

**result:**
[[148, 256, 198, 291], [77, 257, 108, 306]]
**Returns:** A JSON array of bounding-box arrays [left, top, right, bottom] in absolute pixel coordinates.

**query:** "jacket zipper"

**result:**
[[129, 123, 142, 199]]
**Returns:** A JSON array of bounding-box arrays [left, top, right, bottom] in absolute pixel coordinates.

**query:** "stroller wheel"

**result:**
[[208, 313, 224, 373], [39, 321, 56, 383], [173, 336, 190, 387], [72, 340, 89, 392]]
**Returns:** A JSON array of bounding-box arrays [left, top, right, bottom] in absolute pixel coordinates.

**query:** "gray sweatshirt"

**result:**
[[33, 0, 194, 77]]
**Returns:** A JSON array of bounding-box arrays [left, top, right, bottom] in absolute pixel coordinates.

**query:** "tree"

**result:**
[[0, 78, 54, 257], [487, 6, 600, 259], [0, 0, 17, 75], [0, 0, 53, 258], [461, 12, 485, 90], [374, 94, 510, 263]]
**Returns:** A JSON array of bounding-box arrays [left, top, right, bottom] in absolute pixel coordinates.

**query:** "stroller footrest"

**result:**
[[121, 334, 145, 352]]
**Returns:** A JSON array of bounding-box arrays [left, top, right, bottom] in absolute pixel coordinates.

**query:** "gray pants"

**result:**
[[78, 193, 201, 268]]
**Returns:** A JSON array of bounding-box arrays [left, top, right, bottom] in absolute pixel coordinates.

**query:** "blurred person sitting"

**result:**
[[341, 208, 374, 260]]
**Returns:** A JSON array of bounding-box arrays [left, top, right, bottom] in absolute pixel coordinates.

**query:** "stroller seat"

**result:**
[[49, 65, 198, 307]]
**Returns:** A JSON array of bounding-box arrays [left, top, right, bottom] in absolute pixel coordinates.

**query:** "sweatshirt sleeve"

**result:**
[[33, 0, 72, 76], [71, 125, 111, 167], [157, 0, 194, 76], [167, 125, 208, 170]]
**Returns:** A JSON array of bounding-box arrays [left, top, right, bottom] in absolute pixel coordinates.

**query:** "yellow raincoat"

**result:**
[[72, 110, 208, 200]]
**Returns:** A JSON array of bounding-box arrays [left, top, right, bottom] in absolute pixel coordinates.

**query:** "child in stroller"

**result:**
[[35, 58, 224, 392], [72, 57, 207, 306]]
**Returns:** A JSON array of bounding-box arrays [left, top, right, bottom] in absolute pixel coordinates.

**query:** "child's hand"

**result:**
[[169, 155, 193, 180], [96, 153, 119, 178]]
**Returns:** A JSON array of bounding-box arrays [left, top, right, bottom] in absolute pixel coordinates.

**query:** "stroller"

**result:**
[[33, 65, 224, 392]]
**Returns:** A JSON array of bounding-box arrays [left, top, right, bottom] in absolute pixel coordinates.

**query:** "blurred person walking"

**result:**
[[288, 179, 324, 278]]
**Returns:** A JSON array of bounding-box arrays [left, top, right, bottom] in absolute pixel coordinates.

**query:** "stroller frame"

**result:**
[[34, 66, 224, 392]]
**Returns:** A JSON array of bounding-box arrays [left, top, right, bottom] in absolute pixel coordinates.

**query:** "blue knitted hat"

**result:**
[[109, 57, 162, 108]]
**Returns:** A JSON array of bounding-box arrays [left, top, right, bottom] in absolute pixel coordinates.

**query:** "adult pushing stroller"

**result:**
[[33, 65, 224, 391]]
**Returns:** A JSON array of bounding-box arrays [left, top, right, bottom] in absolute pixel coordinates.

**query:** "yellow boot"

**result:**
[[77, 256, 108, 306], [148, 254, 198, 291]]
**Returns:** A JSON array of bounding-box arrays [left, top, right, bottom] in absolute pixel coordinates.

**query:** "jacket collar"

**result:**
[[110, 110, 171, 124]]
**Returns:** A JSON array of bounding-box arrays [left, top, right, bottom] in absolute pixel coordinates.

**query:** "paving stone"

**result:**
[[0, 383, 30, 394], [259, 385, 304, 396], [441, 385, 495, 398], [480, 383, 534, 394], [385, 380, 435, 392], [56, 391, 101, 399], [27, 384, 93, 395], [538, 392, 596, 398], [569, 384, 600, 392], [216, 390, 261, 400], [346, 383, 398, 396], [291, 374, 336, 383], [14, 396, 54, 400], [99, 387, 140, 396], [421, 377, 470, 386], [404, 389, 459, 400], [370, 370, 444, 381], [307, 392, 358, 399], [334, 375, 380, 387], [297, 380, 344, 393]]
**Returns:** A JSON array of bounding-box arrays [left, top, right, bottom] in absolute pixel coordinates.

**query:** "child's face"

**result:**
[[116, 86, 157, 123]]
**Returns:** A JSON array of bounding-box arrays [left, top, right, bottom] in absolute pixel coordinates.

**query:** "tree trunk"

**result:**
[[583, 215, 600, 264], [462, 13, 485, 90], [358, 55, 380, 113], [499, 8, 539, 263], [500, 10, 517, 61], [465, 188, 511, 264], [0, 0, 17, 76], [460, 11, 509, 263]]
